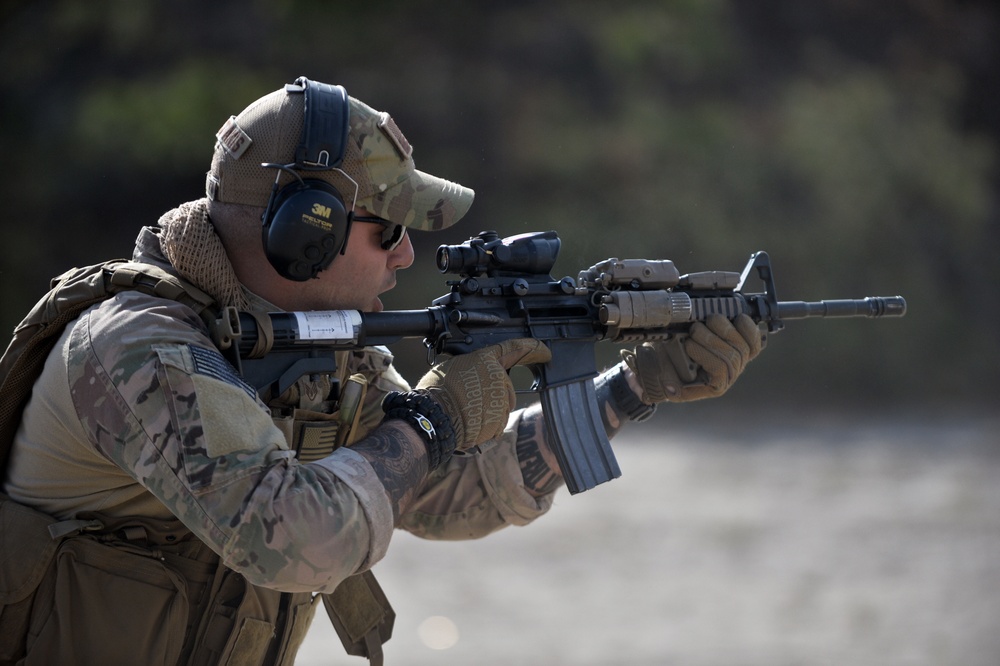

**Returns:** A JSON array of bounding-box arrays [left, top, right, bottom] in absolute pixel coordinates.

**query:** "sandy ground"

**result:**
[[296, 414, 1000, 666]]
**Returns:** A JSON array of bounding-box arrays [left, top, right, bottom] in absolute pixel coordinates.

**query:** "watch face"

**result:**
[[415, 414, 436, 438]]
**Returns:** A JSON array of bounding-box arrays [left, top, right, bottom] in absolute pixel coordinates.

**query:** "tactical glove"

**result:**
[[622, 314, 762, 403], [416, 338, 552, 448]]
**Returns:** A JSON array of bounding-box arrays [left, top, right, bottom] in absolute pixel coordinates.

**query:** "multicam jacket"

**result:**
[[1, 223, 556, 663]]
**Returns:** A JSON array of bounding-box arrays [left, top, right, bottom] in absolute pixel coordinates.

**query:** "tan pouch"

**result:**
[[273, 595, 320, 666], [0, 496, 61, 664], [323, 571, 395, 666], [22, 534, 191, 666], [189, 568, 266, 666]]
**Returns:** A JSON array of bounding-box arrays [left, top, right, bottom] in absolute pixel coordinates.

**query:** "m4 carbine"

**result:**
[[211, 230, 906, 494]]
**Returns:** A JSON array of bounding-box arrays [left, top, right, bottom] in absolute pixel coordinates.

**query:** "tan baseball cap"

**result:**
[[206, 79, 474, 231]]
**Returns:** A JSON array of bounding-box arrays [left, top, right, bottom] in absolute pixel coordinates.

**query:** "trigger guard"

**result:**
[[515, 362, 544, 395]]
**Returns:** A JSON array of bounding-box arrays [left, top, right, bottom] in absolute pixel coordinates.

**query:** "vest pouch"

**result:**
[[323, 571, 395, 665], [273, 594, 320, 666], [22, 533, 191, 666], [0, 496, 61, 664], [189, 568, 285, 666]]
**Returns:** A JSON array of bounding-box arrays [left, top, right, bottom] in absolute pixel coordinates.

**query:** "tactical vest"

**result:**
[[0, 260, 393, 665]]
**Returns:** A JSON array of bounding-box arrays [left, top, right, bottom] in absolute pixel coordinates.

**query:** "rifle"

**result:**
[[210, 230, 906, 494]]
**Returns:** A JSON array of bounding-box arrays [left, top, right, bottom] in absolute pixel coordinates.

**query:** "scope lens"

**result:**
[[436, 246, 451, 272]]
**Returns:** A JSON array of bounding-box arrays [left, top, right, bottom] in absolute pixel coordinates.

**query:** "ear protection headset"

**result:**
[[261, 77, 356, 281]]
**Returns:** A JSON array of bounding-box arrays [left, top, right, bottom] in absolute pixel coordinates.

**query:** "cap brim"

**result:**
[[408, 169, 475, 231], [357, 169, 474, 232]]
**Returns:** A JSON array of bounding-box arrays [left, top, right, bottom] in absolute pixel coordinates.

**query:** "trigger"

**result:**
[[513, 363, 543, 395]]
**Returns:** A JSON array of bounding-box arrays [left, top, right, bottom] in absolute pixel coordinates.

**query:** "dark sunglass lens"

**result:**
[[381, 224, 405, 251]]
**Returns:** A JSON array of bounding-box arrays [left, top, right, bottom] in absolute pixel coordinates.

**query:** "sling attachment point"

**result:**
[[207, 306, 245, 353], [46, 518, 104, 540], [246, 310, 274, 358]]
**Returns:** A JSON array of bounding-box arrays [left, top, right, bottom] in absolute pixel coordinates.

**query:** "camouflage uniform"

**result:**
[[0, 217, 555, 663], [6, 219, 557, 576]]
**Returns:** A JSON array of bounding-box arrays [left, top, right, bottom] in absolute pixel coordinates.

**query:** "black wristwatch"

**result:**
[[382, 391, 457, 469]]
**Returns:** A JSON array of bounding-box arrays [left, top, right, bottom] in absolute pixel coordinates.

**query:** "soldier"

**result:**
[[0, 77, 762, 665]]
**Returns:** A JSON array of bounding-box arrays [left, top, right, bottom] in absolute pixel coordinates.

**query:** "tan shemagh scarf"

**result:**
[[158, 199, 253, 311]]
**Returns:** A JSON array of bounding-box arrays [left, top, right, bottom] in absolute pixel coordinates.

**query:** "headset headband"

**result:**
[[289, 76, 350, 169]]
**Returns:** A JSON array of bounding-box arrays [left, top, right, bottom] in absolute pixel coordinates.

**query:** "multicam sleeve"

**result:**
[[343, 349, 557, 540], [68, 293, 393, 593], [397, 407, 557, 540]]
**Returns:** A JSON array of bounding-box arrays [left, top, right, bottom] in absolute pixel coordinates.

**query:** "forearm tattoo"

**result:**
[[515, 405, 564, 498], [595, 362, 656, 434], [351, 421, 428, 524], [515, 365, 641, 497]]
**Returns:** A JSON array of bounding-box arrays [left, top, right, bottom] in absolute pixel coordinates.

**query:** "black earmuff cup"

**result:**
[[262, 179, 349, 281]]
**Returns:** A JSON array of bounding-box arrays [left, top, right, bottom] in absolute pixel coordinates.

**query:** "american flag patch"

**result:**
[[189, 345, 257, 399]]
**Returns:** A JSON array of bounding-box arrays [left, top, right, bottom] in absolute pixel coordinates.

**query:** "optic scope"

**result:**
[[437, 230, 561, 277]]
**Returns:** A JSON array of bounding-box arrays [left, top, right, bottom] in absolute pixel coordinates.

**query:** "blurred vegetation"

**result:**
[[1, 0, 997, 412]]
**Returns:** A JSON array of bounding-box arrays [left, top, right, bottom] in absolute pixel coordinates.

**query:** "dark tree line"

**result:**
[[1, 0, 997, 411]]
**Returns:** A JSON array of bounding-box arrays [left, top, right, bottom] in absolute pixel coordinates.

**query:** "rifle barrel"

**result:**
[[776, 296, 906, 320]]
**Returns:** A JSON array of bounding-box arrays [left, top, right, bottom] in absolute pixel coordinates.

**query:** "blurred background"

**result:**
[[1, 1, 997, 664], [2, 0, 998, 410]]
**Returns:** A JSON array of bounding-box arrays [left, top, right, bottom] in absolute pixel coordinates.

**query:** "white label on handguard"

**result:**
[[293, 310, 362, 342]]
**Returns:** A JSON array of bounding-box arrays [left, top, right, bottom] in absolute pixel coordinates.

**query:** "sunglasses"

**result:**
[[351, 214, 407, 251]]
